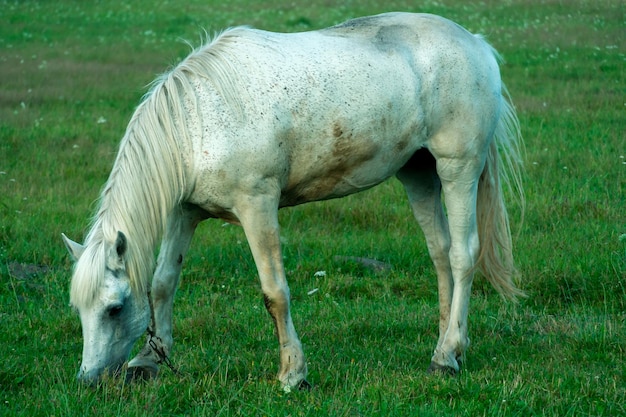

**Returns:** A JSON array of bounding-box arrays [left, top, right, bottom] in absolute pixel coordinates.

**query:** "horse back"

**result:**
[[182, 13, 502, 214]]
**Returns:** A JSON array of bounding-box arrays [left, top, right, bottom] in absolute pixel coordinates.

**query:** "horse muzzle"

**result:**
[[76, 359, 126, 385]]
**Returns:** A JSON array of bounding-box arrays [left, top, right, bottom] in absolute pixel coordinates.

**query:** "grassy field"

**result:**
[[1, 0, 624, 415]]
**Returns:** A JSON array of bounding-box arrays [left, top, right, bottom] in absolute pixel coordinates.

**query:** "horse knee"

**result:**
[[263, 290, 290, 321]]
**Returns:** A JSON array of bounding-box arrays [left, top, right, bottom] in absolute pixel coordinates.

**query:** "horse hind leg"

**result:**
[[428, 134, 487, 374], [396, 150, 456, 372], [127, 205, 205, 381]]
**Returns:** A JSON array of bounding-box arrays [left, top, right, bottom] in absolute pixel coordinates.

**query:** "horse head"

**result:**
[[63, 231, 150, 383]]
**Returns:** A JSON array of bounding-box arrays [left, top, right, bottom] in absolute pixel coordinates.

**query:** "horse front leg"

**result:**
[[235, 193, 309, 391], [127, 205, 203, 380]]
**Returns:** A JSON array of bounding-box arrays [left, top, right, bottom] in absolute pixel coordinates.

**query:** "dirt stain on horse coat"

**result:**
[[280, 121, 380, 206]]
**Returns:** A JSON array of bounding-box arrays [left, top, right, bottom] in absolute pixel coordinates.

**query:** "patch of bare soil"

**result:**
[[7, 261, 50, 279]]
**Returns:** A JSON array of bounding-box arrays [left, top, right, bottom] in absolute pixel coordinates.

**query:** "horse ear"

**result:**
[[115, 231, 128, 258], [62, 233, 85, 261], [106, 231, 128, 271]]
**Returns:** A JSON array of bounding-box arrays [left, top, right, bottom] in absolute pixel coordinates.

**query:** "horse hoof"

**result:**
[[125, 365, 158, 382], [298, 379, 312, 391], [282, 379, 312, 393], [428, 361, 458, 376]]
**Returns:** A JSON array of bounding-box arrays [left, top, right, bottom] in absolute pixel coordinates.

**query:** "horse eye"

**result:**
[[108, 305, 123, 317]]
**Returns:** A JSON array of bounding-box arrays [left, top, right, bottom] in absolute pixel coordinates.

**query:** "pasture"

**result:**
[[0, 0, 623, 415]]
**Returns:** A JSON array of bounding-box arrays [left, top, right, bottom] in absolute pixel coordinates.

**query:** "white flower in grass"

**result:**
[[97, 116, 107, 124], [313, 270, 326, 277]]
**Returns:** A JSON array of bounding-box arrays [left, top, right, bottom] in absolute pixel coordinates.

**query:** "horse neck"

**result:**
[[87, 100, 186, 295]]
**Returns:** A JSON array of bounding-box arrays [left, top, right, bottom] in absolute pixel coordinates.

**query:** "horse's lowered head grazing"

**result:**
[[63, 231, 151, 383]]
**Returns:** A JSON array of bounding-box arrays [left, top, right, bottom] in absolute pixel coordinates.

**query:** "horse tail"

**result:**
[[475, 86, 526, 301]]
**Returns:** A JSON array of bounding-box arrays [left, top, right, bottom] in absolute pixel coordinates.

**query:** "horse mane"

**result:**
[[70, 27, 251, 308]]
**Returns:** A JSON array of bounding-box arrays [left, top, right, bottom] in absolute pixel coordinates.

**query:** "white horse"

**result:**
[[63, 12, 524, 390]]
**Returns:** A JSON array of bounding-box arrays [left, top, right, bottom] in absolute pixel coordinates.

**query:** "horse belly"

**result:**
[[278, 115, 421, 207]]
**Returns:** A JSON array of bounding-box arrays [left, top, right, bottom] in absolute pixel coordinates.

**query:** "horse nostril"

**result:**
[[77, 370, 97, 386], [76, 366, 106, 386]]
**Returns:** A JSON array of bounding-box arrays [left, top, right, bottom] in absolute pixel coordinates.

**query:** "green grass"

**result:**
[[1, 0, 624, 415]]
